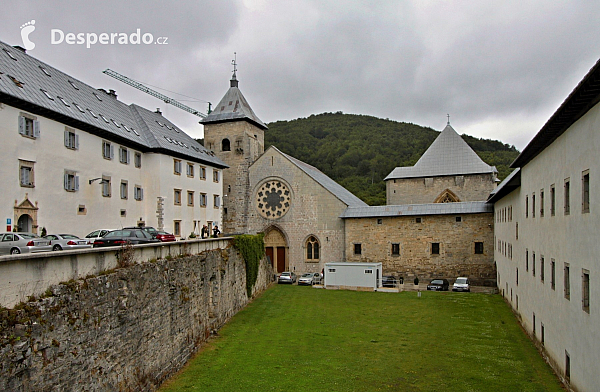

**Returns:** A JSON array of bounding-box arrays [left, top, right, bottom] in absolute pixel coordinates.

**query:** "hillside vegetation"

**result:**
[[264, 112, 519, 205]]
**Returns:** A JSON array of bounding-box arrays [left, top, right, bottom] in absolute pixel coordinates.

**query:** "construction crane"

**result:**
[[102, 69, 210, 117]]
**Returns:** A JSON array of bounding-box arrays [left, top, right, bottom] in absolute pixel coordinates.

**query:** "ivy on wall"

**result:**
[[233, 234, 265, 297]]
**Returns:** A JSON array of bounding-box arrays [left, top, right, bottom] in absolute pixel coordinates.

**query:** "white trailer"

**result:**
[[324, 262, 382, 291]]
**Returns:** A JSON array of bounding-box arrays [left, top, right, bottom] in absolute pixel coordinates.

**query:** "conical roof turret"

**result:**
[[201, 72, 267, 129]]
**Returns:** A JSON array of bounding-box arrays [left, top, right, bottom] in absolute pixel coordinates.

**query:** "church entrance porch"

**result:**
[[264, 226, 288, 273]]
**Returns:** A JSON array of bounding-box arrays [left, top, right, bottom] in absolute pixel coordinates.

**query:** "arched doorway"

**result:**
[[264, 226, 288, 273], [17, 214, 33, 232], [14, 194, 39, 234]]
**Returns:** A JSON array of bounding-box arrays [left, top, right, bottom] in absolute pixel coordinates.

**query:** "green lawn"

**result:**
[[160, 286, 563, 392]]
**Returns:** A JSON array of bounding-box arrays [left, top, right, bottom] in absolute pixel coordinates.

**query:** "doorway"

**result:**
[[264, 226, 288, 273], [17, 214, 33, 232]]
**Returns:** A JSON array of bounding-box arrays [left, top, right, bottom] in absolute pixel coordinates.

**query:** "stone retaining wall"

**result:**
[[0, 244, 273, 391]]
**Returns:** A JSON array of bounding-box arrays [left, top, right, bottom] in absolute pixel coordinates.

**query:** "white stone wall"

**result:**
[[0, 104, 222, 238], [495, 104, 600, 392]]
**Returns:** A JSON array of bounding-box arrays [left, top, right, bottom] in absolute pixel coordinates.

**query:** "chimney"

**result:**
[[155, 108, 162, 115]]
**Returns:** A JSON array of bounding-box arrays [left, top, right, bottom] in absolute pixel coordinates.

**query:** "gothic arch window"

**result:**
[[434, 189, 460, 203], [306, 236, 320, 261], [222, 138, 231, 151]]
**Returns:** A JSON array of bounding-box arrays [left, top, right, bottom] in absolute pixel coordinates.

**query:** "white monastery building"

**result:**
[[0, 41, 227, 238], [491, 59, 600, 392]]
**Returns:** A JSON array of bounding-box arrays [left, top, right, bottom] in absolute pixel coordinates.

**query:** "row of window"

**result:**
[[522, 249, 590, 313], [525, 171, 589, 218], [173, 189, 220, 208], [496, 205, 513, 223], [98, 176, 143, 200], [18, 115, 144, 169], [102, 140, 142, 167], [497, 239, 513, 259], [173, 159, 218, 182], [352, 241, 484, 256]]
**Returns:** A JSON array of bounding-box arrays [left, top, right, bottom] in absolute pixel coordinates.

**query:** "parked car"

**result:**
[[277, 271, 297, 284], [124, 226, 159, 239], [0, 232, 52, 255], [92, 229, 160, 248], [381, 276, 398, 287], [298, 272, 320, 286], [155, 231, 176, 242], [84, 229, 112, 244], [452, 277, 471, 292], [44, 234, 92, 251], [427, 279, 450, 291]]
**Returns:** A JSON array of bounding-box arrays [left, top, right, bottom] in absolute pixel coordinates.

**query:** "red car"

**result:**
[[155, 231, 176, 242]]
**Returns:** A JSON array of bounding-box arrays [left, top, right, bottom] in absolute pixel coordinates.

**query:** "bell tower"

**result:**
[[201, 61, 267, 234]]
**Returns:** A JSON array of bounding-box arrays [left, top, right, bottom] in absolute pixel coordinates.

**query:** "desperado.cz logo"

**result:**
[[51, 28, 168, 48]]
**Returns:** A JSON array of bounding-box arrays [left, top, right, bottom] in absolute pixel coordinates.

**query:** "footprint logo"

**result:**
[[20, 20, 36, 51]]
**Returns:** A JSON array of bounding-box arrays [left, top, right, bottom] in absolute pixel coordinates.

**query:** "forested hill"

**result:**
[[264, 112, 519, 206]]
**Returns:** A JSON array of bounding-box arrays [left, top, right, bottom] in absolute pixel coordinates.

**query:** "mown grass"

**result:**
[[160, 286, 563, 392]]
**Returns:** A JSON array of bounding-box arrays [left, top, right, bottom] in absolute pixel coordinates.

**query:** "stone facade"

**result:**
[[386, 173, 496, 205], [247, 148, 349, 275], [344, 213, 495, 285], [203, 121, 265, 235], [0, 246, 273, 392]]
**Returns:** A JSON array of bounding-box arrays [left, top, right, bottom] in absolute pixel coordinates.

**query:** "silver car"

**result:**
[[84, 229, 112, 244], [298, 272, 321, 286], [44, 234, 92, 251], [0, 232, 52, 255], [277, 271, 297, 284]]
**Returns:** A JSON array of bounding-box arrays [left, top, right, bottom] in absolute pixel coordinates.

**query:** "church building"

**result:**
[[203, 72, 496, 284]]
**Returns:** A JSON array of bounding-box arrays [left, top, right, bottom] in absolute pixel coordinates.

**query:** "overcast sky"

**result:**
[[2, 0, 600, 150]]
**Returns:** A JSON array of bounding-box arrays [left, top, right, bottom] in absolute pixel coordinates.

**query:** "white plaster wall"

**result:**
[[151, 153, 223, 237], [495, 103, 600, 392], [0, 104, 222, 238]]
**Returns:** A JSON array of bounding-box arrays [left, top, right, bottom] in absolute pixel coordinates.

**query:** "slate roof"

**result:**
[[201, 75, 267, 130], [268, 146, 368, 208], [0, 41, 227, 168], [340, 201, 492, 219], [384, 124, 496, 180]]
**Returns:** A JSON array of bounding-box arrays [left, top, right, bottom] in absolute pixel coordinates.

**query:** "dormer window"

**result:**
[[39, 65, 51, 76], [57, 96, 70, 107]]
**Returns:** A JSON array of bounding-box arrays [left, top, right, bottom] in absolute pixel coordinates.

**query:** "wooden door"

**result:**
[[277, 247, 286, 273], [265, 247, 274, 268]]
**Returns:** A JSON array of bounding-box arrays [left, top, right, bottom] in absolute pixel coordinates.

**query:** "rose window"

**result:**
[[256, 180, 291, 219]]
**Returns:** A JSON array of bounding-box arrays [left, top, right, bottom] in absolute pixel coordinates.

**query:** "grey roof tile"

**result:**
[[270, 146, 367, 208], [340, 201, 492, 218], [201, 76, 267, 129], [0, 41, 226, 168], [384, 124, 496, 180]]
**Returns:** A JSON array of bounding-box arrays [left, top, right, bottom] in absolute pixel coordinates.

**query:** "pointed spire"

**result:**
[[201, 55, 267, 129], [447, 113, 450, 125], [230, 52, 238, 88]]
